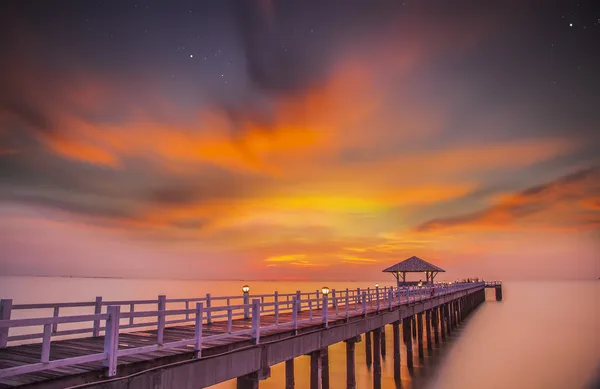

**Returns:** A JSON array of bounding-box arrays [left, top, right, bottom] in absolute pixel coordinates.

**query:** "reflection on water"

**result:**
[[1, 278, 599, 389]]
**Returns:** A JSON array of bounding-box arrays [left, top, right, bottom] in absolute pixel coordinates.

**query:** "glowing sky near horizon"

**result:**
[[0, 0, 599, 281]]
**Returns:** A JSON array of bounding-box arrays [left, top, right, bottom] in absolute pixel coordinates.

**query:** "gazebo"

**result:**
[[382, 256, 445, 286]]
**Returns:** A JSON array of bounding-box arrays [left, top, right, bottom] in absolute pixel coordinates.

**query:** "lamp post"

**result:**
[[242, 285, 250, 319], [321, 286, 330, 328]]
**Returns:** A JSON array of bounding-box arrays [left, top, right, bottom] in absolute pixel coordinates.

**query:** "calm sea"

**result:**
[[1, 277, 599, 389]]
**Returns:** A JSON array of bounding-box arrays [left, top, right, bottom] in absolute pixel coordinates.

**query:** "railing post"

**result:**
[[243, 291, 250, 319], [356, 288, 361, 304], [157, 295, 166, 345], [251, 299, 260, 344], [316, 290, 320, 309], [331, 289, 337, 309], [367, 287, 371, 303], [206, 293, 212, 324], [194, 302, 203, 358], [227, 308, 233, 333], [52, 307, 59, 334], [362, 291, 367, 316], [322, 293, 329, 328], [376, 285, 380, 312], [93, 296, 102, 337], [309, 299, 313, 321], [41, 323, 51, 363], [388, 289, 393, 311], [345, 290, 350, 320], [274, 291, 279, 326], [296, 290, 302, 312], [0, 299, 13, 348], [103, 305, 121, 377], [292, 297, 298, 333]]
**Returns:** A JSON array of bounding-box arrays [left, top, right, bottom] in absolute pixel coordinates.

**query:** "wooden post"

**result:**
[[321, 347, 329, 389], [440, 306, 446, 340], [296, 291, 302, 312], [237, 372, 259, 389], [392, 322, 401, 382], [373, 328, 382, 389], [206, 293, 212, 324], [274, 291, 279, 326], [0, 299, 12, 348], [243, 292, 250, 319], [157, 295, 166, 345], [417, 312, 424, 359], [52, 306, 59, 334], [103, 305, 120, 377], [496, 286, 503, 301], [412, 316, 417, 339], [375, 286, 380, 312], [93, 296, 102, 337], [426, 310, 432, 351], [310, 350, 322, 389], [194, 302, 203, 358], [365, 331, 372, 367], [322, 294, 329, 328], [380, 326, 386, 359], [252, 299, 260, 344], [41, 324, 51, 363], [285, 359, 295, 389], [292, 297, 298, 333], [362, 291, 367, 316], [403, 318, 413, 368], [345, 338, 357, 389], [433, 308, 440, 345], [331, 289, 337, 309]]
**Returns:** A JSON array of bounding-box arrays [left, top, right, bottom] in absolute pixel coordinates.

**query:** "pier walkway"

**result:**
[[0, 281, 498, 388]]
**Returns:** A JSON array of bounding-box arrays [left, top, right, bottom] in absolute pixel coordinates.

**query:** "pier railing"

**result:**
[[0, 282, 484, 379], [484, 281, 502, 287]]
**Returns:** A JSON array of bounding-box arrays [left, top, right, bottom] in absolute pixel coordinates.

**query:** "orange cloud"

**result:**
[[416, 167, 600, 232]]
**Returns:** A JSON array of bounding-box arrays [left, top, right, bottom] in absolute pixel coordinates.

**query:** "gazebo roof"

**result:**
[[382, 256, 445, 273]]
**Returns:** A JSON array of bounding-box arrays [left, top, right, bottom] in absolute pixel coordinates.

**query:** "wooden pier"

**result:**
[[0, 281, 499, 389]]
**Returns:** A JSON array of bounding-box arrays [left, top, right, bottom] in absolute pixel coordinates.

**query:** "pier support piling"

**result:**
[[425, 310, 432, 351], [365, 331, 372, 368], [417, 312, 424, 359], [237, 372, 259, 389], [373, 328, 382, 389], [392, 322, 401, 382], [433, 308, 440, 345], [285, 359, 294, 389], [322, 348, 330, 389], [403, 318, 414, 368], [495, 286, 503, 301], [380, 326, 387, 359], [345, 336, 360, 389], [310, 350, 322, 389], [412, 316, 417, 339]]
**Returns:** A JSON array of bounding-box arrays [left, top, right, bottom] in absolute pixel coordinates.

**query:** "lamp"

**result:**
[[242, 285, 250, 293], [375, 283, 379, 288], [321, 286, 330, 295], [417, 281, 423, 287]]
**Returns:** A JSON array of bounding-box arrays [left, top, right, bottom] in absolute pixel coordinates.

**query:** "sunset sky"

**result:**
[[1, 0, 598, 281]]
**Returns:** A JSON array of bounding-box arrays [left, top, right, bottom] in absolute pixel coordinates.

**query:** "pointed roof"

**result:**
[[382, 256, 445, 273]]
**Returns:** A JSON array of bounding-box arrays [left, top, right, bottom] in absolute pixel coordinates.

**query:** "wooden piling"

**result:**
[[425, 310, 432, 351], [412, 316, 417, 339], [495, 286, 503, 301], [380, 326, 387, 359], [373, 328, 382, 389], [237, 372, 259, 389], [285, 359, 294, 389], [392, 322, 401, 382], [310, 350, 322, 389], [345, 338, 357, 389], [365, 331, 372, 367], [322, 348, 329, 389], [417, 312, 424, 359], [403, 318, 413, 368], [433, 307, 440, 344]]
